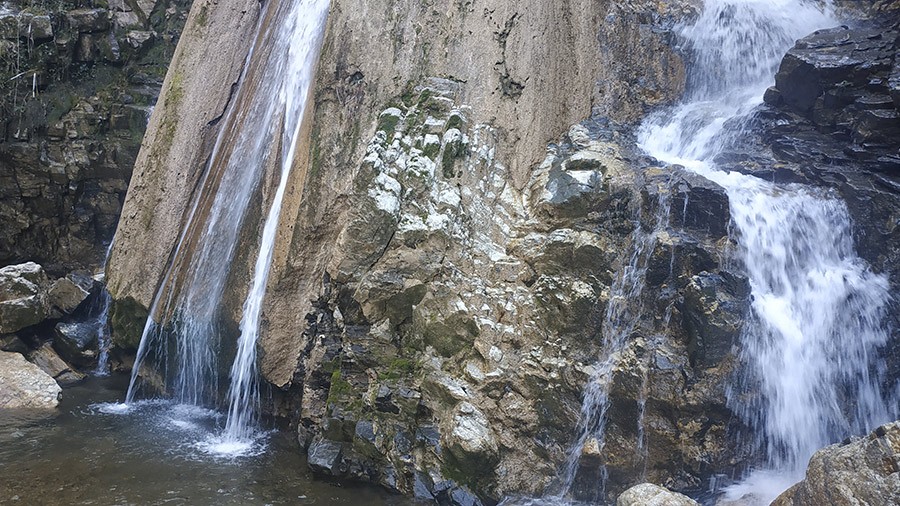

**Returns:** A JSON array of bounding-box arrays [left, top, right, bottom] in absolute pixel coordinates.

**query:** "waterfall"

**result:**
[[221, 0, 331, 445], [93, 289, 112, 376], [637, 0, 897, 503], [119, 0, 330, 455]]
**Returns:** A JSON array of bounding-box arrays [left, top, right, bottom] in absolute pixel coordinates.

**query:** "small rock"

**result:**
[[125, 30, 155, 51], [67, 8, 110, 33], [30, 343, 84, 385], [617, 483, 699, 506]]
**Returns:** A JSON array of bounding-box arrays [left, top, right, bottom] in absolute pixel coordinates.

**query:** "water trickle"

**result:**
[[122, 0, 330, 455], [222, 0, 331, 445], [636, 0, 897, 503], [554, 187, 673, 501], [93, 241, 115, 376], [93, 289, 112, 376]]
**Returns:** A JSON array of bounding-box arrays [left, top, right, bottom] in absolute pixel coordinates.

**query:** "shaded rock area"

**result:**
[[0, 0, 191, 274], [0, 350, 61, 409], [0, 260, 116, 390], [772, 420, 900, 506], [617, 483, 699, 506]]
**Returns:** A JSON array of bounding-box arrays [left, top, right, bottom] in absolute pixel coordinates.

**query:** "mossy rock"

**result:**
[[109, 295, 148, 350]]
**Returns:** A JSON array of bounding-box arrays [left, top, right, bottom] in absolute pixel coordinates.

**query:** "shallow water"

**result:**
[[0, 375, 410, 505]]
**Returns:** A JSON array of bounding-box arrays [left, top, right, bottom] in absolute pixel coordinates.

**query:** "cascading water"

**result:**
[[93, 288, 112, 376], [116, 0, 330, 455], [637, 0, 898, 503]]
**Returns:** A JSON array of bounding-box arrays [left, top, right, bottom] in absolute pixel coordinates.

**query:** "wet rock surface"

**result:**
[[772, 420, 900, 506], [280, 82, 745, 503]]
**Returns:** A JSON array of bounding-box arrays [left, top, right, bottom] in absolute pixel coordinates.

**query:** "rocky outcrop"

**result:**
[[102, 0, 774, 502], [772, 420, 900, 506], [0, 350, 62, 409], [617, 483, 699, 506], [764, 24, 899, 152], [0, 0, 191, 274]]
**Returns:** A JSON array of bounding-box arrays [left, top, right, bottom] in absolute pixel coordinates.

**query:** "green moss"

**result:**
[[422, 139, 440, 160], [327, 369, 353, 404], [445, 113, 463, 131], [400, 83, 417, 107], [376, 113, 399, 134], [109, 296, 149, 350], [195, 4, 209, 30], [379, 357, 419, 380]]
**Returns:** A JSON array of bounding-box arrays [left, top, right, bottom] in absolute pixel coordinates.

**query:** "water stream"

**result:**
[[637, 0, 898, 503], [119, 0, 330, 456]]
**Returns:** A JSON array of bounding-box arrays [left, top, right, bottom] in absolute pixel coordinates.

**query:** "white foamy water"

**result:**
[[637, 0, 898, 503]]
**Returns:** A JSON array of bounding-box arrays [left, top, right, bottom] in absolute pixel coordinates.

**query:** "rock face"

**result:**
[[772, 420, 900, 506], [765, 24, 900, 149], [617, 483, 699, 506], [0, 0, 191, 274], [0, 350, 62, 409]]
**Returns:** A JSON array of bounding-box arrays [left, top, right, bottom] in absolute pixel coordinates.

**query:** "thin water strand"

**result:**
[[221, 0, 331, 445], [125, 0, 305, 409]]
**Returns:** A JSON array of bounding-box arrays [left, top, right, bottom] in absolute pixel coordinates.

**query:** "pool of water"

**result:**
[[0, 375, 411, 505]]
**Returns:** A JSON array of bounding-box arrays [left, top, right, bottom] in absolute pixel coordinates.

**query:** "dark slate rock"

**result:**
[[53, 321, 98, 367], [307, 438, 343, 475]]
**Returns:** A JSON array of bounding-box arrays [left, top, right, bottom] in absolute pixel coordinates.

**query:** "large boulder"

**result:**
[[53, 321, 99, 367], [0, 351, 61, 409], [46, 274, 91, 316], [772, 420, 900, 506], [767, 25, 900, 151]]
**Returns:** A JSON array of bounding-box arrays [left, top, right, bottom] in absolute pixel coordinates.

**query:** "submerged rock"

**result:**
[[617, 483, 699, 506], [0, 351, 61, 409], [772, 420, 900, 506]]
